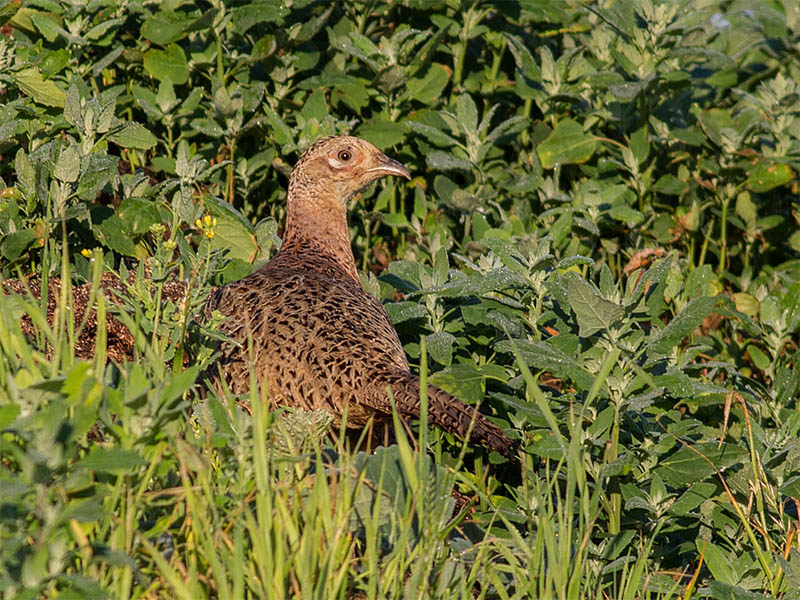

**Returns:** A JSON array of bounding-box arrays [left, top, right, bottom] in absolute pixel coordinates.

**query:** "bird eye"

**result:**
[[337, 150, 352, 162]]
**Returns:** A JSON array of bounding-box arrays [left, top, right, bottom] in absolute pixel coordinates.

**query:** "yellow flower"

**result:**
[[81, 248, 93, 258], [196, 213, 217, 239]]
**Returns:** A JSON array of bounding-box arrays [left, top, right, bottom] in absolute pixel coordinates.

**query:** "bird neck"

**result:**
[[279, 191, 360, 282]]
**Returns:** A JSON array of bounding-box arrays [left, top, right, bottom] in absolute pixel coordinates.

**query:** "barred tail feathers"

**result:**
[[383, 371, 515, 457]]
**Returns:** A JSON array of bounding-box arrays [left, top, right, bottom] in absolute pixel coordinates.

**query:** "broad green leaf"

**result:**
[[567, 277, 625, 337], [427, 150, 472, 172], [117, 198, 161, 235], [706, 581, 765, 600], [143, 43, 190, 84], [108, 123, 158, 149], [406, 63, 450, 105], [162, 366, 200, 405], [657, 442, 747, 486], [300, 89, 328, 122], [76, 154, 117, 201], [141, 10, 194, 45], [12, 67, 66, 107], [668, 481, 716, 516], [630, 125, 649, 165], [425, 331, 456, 366], [429, 363, 507, 406], [265, 107, 294, 147], [735, 191, 757, 230], [231, 1, 289, 32], [455, 94, 478, 135], [0, 403, 20, 429], [0, 0, 22, 26], [698, 107, 735, 148], [384, 302, 428, 324], [609, 204, 643, 224], [406, 120, 460, 148], [75, 447, 145, 475], [205, 200, 258, 263], [647, 295, 718, 356], [701, 542, 735, 585], [91, 208, 137, 257], [746, 161, 794, 193], [537, 118, 597, 168], [53, 144, 81, 183], [495, 338, 595, 391], [1, 229, 36, 261], [357, 118, 406, 148]]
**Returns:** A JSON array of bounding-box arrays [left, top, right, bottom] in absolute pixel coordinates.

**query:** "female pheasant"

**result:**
[[205, 136, 514, 456]]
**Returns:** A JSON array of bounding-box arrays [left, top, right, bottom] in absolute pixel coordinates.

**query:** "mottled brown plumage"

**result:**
[[205, 136, 514, 456]]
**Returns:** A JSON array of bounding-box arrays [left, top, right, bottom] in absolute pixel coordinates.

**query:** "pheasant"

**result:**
[[205, 136, 515, 457]]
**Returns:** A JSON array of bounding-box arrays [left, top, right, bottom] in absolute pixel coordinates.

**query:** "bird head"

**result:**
[[289, 136, 411, 205]]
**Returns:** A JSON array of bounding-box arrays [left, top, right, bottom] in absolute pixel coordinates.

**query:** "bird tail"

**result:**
[[385, 371, 516, 458]]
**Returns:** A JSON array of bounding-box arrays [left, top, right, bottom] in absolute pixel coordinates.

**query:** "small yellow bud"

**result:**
[[205, 230, 215, 239], [195, 219, 203, 229], [81, 248, 93, 258]]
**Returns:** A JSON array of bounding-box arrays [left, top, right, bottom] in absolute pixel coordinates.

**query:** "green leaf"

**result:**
[[141, 10, 194, 45], [0, 0, 22, 26], [53, 144, 81, 183], [231, 1, 289, 33], [567, 277, 625, 337], [495, 338, 595, 391], [657, 442, 748, 486], [76, 154, 117, 201], [91, 207, 137, 257], [384, 302, 428, 324], [698, 107, 735, 148], [706, 581, 765, 600], [116, 198, 161, 235], [143, 43, 190, 84], [1, 229, 36, 261], [629, 125, 649, 165], [746, 344, 770, 371], [647, 295, 718, 356], [75, 447, 145, 475], [668, 481, 716, 516], [427, 150, 472, 172], [264, 107, 294, 147], [108, 123, 158, 149], [735, 191, 757, 231], [746, 161, 794, 193], [455, 94, 478, 135], [425, 331, 455, 366], [12, 67, 66, 107], [406, 120, 460, 148], [429, 363, 505, 406], [205, 197, 258, 263], [536, 118, 597, 168], [702, 542, 735, 585], [406, 63, 451, 105], [608, 204, 643, 224], [356, 118, 406, 148], [300, 89, 328, 122]]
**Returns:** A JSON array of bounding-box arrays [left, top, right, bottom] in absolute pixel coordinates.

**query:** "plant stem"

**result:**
[[718, 194, 729, 273]]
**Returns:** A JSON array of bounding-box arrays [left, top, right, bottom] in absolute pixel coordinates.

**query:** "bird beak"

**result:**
[[366, 154, 411, 180]]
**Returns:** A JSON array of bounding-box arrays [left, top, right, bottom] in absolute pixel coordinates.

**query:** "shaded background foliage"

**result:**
[[1, 0, 799, 598]]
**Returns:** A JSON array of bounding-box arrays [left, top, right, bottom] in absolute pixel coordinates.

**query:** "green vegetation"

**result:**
[[1, 0, 799, 597]]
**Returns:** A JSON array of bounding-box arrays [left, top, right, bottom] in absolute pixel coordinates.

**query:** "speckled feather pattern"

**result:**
[[205, 136, 514, 456]]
